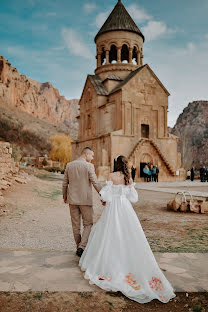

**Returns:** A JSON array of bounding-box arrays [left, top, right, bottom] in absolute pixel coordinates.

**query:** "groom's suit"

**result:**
[[62, 157, 101, 249]]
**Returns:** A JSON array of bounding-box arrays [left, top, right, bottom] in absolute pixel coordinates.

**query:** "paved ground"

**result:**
[[0, 249, 207, 293], [135, 180, 208, 198]]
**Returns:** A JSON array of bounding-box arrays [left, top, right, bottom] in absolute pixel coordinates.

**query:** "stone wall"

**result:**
[[0, 142, 20, 208]]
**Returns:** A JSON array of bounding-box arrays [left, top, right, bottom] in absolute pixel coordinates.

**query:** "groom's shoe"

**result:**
[[76, 248, 84, 257]]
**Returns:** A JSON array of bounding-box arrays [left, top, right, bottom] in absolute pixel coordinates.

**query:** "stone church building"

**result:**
[[72, 0, 183, 181]]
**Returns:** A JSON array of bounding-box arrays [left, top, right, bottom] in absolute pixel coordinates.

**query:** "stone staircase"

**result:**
[[128, 138, 175, 176]]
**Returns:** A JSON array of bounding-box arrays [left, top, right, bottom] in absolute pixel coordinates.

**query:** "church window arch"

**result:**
[[101, 47, 106, 65], [109, 44, 117, 64], [132, 46, 138, 65], [121, 44, 129, 63]]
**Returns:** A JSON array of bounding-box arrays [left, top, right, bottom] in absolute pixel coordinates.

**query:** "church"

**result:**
[[72, 0, 184, 181]]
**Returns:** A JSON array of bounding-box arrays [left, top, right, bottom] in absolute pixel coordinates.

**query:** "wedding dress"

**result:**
[[79, 181, 175, 303]]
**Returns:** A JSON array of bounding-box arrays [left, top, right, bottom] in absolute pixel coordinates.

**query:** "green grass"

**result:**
[[149, 227, 208, 253], [35, 173, 56, 180], [33, 292, 43, 300], [33, 187, 62, 201]]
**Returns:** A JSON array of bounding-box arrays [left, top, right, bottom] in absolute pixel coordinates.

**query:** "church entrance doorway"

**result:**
[[140, 162, 146, 178]]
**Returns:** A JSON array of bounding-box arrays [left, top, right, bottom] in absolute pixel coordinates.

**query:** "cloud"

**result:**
[[142, 21, 168, 41], [127, 4, 151, 23], [84, 3, 97, 13], [46, 12, 57, 17], [94, 10, 110, 28], [61, 28, 93, 59], [51, 46, 65, 51], [144, 40, 208, 127], [187, 42, 195, 53]]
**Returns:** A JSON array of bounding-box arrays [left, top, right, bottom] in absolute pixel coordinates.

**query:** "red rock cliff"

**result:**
[[0, 55, 79, 139]]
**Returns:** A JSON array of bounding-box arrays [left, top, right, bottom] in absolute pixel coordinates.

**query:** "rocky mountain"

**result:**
[[171, 101, 208, 169], [0, 100, 69, 157], [0, 55, 79, 139]]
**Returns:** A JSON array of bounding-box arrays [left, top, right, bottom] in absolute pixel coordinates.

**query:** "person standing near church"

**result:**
[[200, 166, 206, 182], [191, 167, 195, 181], [155, 165, 159, 182], [62, 147, 102, 257], [131, 165, 136, 182]]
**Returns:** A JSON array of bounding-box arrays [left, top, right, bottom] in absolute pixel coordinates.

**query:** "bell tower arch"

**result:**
[[94, 0, 145, 80]]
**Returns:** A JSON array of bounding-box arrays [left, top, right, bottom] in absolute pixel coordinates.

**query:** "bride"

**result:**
[[79, 155, 175, 304]]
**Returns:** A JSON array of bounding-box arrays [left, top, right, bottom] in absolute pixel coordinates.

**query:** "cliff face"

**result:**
[[0, 100, 68, 157], [0, 55, 79, 139], [171, 101, 208, 169]]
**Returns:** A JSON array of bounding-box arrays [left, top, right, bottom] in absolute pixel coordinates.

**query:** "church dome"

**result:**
[[95, 0, 145, 43]]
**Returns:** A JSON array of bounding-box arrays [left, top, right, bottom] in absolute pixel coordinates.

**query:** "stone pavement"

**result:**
[[0, 249, 207, 292], [135, 181, 208, 198]]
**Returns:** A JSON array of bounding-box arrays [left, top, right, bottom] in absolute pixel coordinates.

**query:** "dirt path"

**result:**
[[0, 291, 208, 312], [0, 173, 208, 252], [0, 173, 103, 251]]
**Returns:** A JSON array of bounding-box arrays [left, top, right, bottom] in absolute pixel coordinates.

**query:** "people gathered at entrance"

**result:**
[[143, 163, 159, 182], [186, 165, 208, 182]]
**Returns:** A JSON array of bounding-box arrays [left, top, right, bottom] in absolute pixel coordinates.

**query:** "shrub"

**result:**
[[50, 134, 72, 165], [44, 166, 61, 172]]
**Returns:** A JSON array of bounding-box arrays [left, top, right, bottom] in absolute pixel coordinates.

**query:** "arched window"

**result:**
[[132, 46, 138, 65], [121, 44, 129, 63], [101, 47, 106, 65], [109, 44, 117, 64]]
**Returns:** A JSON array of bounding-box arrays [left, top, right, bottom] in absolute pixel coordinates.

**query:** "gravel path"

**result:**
[[0, 175, 103, 251], [1, 174, 207, 253]]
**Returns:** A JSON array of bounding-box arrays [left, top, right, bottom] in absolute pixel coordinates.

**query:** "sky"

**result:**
[[0, 0, 208, 127]]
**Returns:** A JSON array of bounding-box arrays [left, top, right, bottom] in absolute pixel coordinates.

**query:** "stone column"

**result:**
[[97, 53, 101, 67], [129, 48, 133, 64], [137, 51, 140, 66], [117, 47, 121, 64], [141, 52, 143, 65], [105, 50, 109, 64]]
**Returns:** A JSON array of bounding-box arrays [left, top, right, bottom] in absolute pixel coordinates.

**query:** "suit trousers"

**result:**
[[69, 204, 93, 250]]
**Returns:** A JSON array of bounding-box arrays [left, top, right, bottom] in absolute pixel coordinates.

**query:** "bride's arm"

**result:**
[[126, 181, 138, 203]]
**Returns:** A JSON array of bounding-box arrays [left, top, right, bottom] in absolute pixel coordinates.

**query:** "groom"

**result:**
[[62, 147, 102, 257]]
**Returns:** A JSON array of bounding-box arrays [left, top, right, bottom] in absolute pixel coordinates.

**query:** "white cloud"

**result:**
[[46, 12, 57, 17], [127, 4, 151, 23], [205, 33, 208, 40], [142, 21, 168, 41], [61, 28, 93, 59], [144, 41, 208, 127], [94, 10, 110, 28], [187, 42, 195, 53], [51, 46, 65, 51], [84, 3, 97, 13]]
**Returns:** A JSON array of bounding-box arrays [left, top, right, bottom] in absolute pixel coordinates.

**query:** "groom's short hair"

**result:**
[[81, 147, 93, 154]]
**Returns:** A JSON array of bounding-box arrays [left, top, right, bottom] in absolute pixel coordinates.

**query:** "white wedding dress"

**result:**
[[79, 181, 175, 303]]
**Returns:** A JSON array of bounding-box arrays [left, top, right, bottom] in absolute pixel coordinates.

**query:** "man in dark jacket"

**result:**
[[201, 166, 206, 182], [131, 166, 136, 182], [191, 167, 195, 181], [155, 166, 159, 182]]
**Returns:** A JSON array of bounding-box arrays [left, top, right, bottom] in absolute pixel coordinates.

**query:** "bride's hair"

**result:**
[[113, 155, 130, 185]]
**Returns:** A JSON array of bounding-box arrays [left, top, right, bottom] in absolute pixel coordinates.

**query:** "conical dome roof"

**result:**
[[94, 0, 145, 42]]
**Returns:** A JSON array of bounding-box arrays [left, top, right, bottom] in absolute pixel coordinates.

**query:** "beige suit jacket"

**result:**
[[62, 157, 102, 206]]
